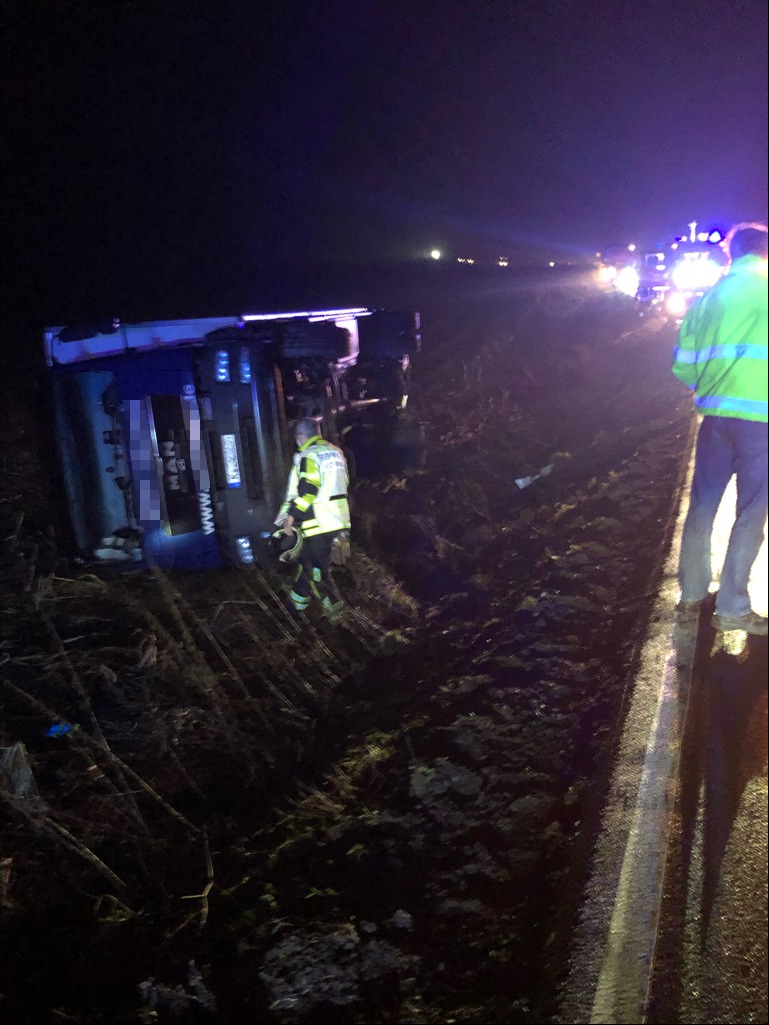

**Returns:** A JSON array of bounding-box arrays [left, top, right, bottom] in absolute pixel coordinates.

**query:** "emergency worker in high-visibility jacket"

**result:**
[[275, 418, 351, 615], [673, 222, 768, 635]]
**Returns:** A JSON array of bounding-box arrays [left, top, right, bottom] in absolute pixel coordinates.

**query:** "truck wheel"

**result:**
[[392, 420, 426, 471], [343, 446, 357, 481]]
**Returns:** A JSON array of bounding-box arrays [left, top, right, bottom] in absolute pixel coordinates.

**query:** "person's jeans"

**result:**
[[679, 416, 768, 616]]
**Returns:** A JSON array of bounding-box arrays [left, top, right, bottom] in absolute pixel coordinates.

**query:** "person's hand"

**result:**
[[283, 515, 295, 537]]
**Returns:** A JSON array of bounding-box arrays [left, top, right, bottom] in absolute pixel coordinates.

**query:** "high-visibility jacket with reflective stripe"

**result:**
[[276, 436, 351, 537], [672, 254, 768, 422]]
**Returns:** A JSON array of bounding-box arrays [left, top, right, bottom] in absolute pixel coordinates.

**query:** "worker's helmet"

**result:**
[[272, 527, 304, 563]]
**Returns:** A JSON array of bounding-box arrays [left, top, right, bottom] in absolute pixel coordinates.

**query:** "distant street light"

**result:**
[[430, 249, 441, 260], [627, 243, 636, 252]]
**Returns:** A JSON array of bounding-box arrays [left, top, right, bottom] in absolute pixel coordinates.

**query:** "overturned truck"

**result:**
[[44, 306, 422, 570]]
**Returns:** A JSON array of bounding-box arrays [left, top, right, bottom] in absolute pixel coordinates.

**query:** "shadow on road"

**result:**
[[699, 629, 768, 943], [649, 601, 768, 1023]]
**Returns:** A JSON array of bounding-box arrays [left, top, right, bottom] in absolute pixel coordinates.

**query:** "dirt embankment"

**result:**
[[0, 286, 693, 1023]]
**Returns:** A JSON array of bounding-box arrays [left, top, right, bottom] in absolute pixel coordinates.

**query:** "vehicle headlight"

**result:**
[[666, 291, 689, 318], [615, 266, 640, 297], [598, 264, 617, 282]]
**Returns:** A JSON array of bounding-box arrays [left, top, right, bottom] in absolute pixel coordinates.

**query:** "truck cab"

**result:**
[[44, 307, 421, 569]]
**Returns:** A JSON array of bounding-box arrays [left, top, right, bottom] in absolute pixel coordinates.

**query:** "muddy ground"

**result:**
[[0, 276, 693, 1023]]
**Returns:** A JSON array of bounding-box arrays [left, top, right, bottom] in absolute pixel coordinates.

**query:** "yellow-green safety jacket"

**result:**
[[672, 253, 768, 422], [275, 436, 351, 538]]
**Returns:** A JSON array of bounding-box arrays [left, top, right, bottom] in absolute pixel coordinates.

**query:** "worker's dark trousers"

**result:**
[[290, 533, 336, 612]]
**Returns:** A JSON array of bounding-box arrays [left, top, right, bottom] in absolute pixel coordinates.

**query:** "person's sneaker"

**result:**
[[711, 610, 768, 636], [321, 598, 345, 624]]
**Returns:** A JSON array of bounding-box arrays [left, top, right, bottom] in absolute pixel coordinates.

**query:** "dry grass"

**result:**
[[0, 505, 419, 922]]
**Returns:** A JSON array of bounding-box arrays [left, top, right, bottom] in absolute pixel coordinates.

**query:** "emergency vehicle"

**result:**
[[599, 225, 728, 319], [662, 231, 729, 320]]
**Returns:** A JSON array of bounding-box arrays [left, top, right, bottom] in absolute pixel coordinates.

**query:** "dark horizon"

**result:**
[[3, 0, 767, 338]]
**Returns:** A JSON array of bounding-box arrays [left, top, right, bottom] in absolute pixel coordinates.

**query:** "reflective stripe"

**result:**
[[674, 343, 768, 364], [278, 440, 350, 535], [695, 395, 769, 416]]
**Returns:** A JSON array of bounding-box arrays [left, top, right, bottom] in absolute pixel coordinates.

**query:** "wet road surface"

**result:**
[[648, 619, 768, 1025], [560, 447, 768, 1025]]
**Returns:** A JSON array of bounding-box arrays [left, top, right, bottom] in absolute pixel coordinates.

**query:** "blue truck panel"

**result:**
[[45, 309, 421, 570]]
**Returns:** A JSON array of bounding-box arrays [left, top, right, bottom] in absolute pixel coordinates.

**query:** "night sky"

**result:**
[[3, 0, 767, 329]]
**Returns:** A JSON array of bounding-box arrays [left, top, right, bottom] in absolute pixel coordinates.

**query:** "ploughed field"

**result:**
[[0, 278, 693, 1023]]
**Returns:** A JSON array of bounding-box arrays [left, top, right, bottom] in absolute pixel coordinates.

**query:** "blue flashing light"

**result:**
[[239, 346, 252, 385], [215, 349, 231, 383], [708, 230, 723, 244], [46, 723, 78, 737], [236, 536, 255, 564]]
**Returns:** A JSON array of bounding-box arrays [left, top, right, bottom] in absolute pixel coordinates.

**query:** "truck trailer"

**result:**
[[43, 306, 421, 570]]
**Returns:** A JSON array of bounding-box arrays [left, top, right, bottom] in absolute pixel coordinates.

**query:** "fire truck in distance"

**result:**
[[597, 225, 729, 320], [44, 307, 423, 570], [662, 232, 728, 321]]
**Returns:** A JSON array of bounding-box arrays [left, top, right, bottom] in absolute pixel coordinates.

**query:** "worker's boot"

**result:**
[[711, 610, 768, 636], [321, 597, 345, 624]]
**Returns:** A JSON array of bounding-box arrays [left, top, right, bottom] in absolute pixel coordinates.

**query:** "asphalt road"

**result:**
[[559, 436, 768, 1025], [648, 619, 768, 1025]]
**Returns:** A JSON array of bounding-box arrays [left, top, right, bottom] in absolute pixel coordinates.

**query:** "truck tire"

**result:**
[[357, 310, 421, 360], [391, 419, 426, 471], [343, 446, 357, 481]]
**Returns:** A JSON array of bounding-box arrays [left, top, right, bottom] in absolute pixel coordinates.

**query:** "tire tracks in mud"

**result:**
[[231, 308, 698, 1024], [0, 299, 698, 1024]]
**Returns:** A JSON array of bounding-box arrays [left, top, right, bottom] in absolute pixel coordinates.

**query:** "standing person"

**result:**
[[674, 222, 768, 635], [275, 418, 351, 618]]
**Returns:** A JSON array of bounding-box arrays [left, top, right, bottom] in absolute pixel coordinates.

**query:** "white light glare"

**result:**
[[615, 265, 640, 297], [671, 257, 723, 291], [666, 291, 689, 318], [598, 265, 617, 282], [627, 243, 636, 252], [430, 249, 442, 260], [549, 261, 556, 267]]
